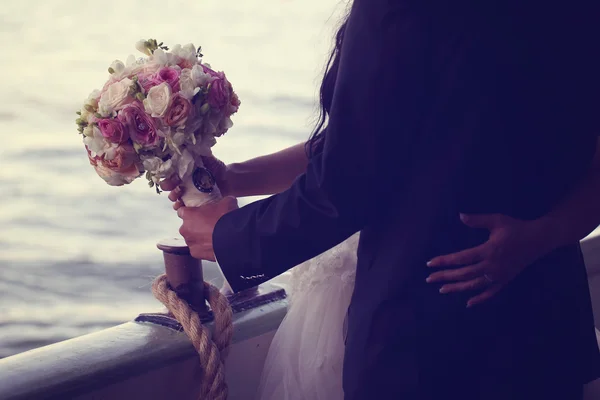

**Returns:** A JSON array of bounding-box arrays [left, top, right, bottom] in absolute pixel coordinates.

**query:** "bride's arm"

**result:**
[[226, 142, 309, 198]]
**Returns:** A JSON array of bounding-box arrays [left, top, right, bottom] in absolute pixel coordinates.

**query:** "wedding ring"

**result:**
[[483, 274, 494, 284]]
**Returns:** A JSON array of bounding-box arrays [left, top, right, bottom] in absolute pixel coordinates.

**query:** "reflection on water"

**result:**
[[0, 0, 344, 358]]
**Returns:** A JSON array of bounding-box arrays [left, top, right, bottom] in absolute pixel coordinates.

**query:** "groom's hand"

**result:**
[[177, 196, 239, 261]]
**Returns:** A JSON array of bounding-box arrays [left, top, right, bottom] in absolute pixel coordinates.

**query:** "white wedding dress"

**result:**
[[257, 233, 360, 400]]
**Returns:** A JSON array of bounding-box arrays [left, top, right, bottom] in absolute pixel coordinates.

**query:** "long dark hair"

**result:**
[[305, 15, 349, 157]]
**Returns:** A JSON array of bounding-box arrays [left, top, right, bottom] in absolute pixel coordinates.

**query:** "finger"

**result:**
[[160, 176, 181, 191], [177, 207, 188, 219], [427, 246, 485, 268], [168, 187, 183, 202], [426, 263, 485, 283], [459, 213, 503, 230], [222, 196, 238, 209], [439, 276, 489, 294], [173, 200, 184, 210], [466, 284, 503, 307]]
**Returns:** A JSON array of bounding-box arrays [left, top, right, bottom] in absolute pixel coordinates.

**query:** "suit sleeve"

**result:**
[[213, 1, 433, 292]]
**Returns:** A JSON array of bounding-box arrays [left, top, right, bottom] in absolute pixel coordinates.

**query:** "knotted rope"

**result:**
[[152, 274, 234, 400]]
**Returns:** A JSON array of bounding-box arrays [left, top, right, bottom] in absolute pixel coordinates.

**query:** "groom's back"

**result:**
[[344, 1, 600, 398]]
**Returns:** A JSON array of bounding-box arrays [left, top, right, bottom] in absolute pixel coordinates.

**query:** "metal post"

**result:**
[[156, 237, 209, 318]]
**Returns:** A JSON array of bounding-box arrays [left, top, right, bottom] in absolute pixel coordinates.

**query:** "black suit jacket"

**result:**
[[214, 0, 600, 398]]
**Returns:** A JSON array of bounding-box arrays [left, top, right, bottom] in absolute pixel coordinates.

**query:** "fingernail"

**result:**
[[426, 260, 434, 267], [439, 286, 448, 294], [466, 303, 472, 308], [177, 208, 184, 218], [425, 276, 432, 283]]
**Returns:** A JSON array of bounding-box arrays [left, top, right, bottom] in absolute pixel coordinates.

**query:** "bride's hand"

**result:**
[[160, 155, 231, 210], [425, 213, 549, 308]]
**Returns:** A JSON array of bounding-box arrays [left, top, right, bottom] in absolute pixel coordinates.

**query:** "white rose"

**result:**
[[143, 82, 172, 118], [179, 69, 200, 100], [98, 78, 133, 116]]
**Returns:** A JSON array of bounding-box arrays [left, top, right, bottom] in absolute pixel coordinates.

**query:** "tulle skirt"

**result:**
[[256, 272, 355, 400]]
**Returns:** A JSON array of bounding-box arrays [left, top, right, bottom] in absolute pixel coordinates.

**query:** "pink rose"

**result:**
[[101, 144, 138, 173], [86, 146, 100, 167], [118, 103, 160, 147], [156, 67, 181, 91], [164, 93, 192, 127], [207, 76, 232, 109], [86, 144, 140, 186], [97, 118, 129, 143], [137, 73, 161, 92]]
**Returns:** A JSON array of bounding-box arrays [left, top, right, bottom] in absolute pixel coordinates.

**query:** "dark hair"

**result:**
[[305, 16, 349, 157]]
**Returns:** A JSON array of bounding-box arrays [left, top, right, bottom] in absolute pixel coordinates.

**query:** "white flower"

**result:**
[[103, 143, 118, 160], [171, 43, 197, 65], [135, 40, 152, 56], [143, 82, 172, 118], [98, 78, 133, 117], [191, 64, 212, 87], [151, 48, 169, 66], [142, 156, 162, 173], [148, 158, 174, 179], [179, 69, 201, 100], [176, 149, 195, 181], [164, 130, 186, 155], [109, 60, 127, 79], [82, 125, 93, 137], [86, 89, 101, 105], [83, 126, 110, 156], [142, 156, 175, 179], [187, 133, 216, 157], [126, 54, 137, 67], [82, 89, 101, 118]]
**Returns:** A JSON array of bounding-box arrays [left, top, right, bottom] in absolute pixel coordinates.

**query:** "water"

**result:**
[[0, 0, 345, 358]]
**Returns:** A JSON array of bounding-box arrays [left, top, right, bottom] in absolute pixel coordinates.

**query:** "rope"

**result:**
[[152, 274, 234, 400]]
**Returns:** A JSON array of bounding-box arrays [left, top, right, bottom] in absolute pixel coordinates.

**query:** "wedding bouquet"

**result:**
[[76, 39, 240, 206]]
